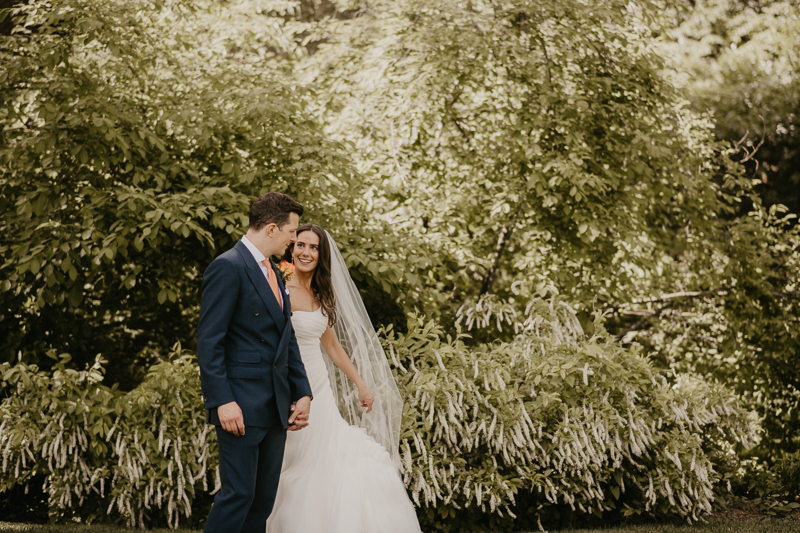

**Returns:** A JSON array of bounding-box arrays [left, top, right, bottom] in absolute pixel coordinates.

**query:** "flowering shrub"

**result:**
[[385, 297, 759, 532], [0, 300, 757, 530], [0, 347, 215, 528]]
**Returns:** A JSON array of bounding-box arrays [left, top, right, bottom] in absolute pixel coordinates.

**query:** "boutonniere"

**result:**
[[278, 260, 295, 283]]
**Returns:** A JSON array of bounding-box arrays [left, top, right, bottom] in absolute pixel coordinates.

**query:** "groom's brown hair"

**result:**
[[249, 192, 304, 231]]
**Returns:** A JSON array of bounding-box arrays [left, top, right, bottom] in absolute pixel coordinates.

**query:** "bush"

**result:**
[[773, 452, 800, 500], [384, 297, 759, 532], [724, 452, 800, 516], [0, 301, 758, 530], [0, 347, 214, 528]]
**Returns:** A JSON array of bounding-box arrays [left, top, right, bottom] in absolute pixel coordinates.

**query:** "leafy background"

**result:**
[[0, 0, 798, 530]]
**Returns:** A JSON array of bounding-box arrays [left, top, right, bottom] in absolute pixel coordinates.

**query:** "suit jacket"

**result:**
[[196, 240, 312, 429]]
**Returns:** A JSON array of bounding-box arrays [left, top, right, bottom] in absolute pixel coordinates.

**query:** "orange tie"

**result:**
[[262, 259, 283, 310]]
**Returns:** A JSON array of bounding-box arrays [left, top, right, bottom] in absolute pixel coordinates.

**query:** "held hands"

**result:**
[[288, 395, 311, 431], [358, 385, 375, 413], [218, 401, 245, 436]]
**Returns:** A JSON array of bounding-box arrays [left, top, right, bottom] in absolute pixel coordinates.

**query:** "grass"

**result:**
[[1, 519, 799, 533], [554, 518, 800, 532], [0, 525, 197, 533]]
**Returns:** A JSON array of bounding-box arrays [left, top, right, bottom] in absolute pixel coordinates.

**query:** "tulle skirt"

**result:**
[[265, 340, 421, 533]]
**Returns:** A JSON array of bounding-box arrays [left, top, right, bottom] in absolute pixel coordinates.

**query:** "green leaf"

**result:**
[[68, 286, 83, 307]]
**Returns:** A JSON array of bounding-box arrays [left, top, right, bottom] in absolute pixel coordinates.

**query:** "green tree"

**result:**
[[0, 0, 364, 384], [284, 0, 799, 458], [2, 0, 797, 527], [295, 0, 750, 310], [661, 0, 800, 215], [654, 0, 800, 458]]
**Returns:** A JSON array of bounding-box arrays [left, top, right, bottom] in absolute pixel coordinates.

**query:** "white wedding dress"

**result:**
[[265, 307, 422, 533]]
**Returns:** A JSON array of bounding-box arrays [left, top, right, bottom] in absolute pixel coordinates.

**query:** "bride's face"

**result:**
[[292, 230, 320, 274]]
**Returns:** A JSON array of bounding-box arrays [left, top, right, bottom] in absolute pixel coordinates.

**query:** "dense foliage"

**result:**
[[662, 0, 800, 215], [299, 0, 751, 311], [654, 0, 800, 461], [1, 0, 798, 528], [0, 347, 214, 528], [626, 211, 800, 461], [286, 0, 800, 461], [0, 305, 758, 530], [388, 302, 757, 531], [0, 0, 439, 388]]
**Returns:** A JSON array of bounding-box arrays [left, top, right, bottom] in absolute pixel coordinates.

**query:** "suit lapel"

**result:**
[[234, 241, 286, 329], [273, 262, 291, 320]]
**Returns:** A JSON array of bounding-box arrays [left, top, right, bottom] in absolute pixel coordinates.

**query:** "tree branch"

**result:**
[[614, 302, 673, 342], [535, 35, 552, 87], [732, 117, 766, 169], [603, 287, 732, 316], [774, 291, 800, 301], [606, 287, 800, 315], [605, 286, 799, 341]]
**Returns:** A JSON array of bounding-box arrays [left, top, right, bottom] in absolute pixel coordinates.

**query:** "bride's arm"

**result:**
[[320, 326, 374, 412]]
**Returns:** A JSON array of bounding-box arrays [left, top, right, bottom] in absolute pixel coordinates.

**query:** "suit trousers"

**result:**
[[204, 425, 287, 533]]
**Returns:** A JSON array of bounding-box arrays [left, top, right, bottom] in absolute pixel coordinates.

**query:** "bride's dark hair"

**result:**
[[284, 223, 337, 327]]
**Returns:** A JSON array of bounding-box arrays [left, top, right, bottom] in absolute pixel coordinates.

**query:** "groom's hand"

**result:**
[[218, 401, 245, 436], [287, 396, 311, 431]]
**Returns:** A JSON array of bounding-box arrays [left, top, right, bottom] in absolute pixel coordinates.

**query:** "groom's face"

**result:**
[[270, 212, 300, 255]]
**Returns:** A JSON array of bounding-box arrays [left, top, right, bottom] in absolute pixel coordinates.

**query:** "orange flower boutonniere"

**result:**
[[279, 260, 295, 283]]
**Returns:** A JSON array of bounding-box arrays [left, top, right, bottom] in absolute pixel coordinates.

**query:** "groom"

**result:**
[[197, 192, 313, 533]]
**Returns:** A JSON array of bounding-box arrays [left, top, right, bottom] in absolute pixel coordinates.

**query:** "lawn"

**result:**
[[0, 526, 197, 533], [558, 520, 800, 532], [1, 519, 799, 533]]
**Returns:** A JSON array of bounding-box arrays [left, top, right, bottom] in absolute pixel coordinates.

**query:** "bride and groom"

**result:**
[[196, 192, 421, 532]]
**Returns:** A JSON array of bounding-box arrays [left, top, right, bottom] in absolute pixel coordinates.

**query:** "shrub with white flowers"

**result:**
[[0, 298, 757, 530], [0, 347, 216, 528], [386, 296, 758, 532]]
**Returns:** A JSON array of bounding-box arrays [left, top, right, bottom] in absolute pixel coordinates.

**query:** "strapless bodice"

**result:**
[[291, 308, 330, 389], [292, 307, 328, 343]]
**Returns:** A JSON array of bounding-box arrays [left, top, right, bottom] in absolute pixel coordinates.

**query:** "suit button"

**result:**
[[260, 339, 266, 344], [273, 364, 277, 368], [254, 311, 259, 316]]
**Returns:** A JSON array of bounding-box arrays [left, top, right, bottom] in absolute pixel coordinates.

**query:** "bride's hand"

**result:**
[[358, 386, 374, 413]]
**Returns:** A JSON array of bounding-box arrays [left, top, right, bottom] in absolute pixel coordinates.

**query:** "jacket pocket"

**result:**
[[234, 351, 260, 364], [227, 365, 262, 379]]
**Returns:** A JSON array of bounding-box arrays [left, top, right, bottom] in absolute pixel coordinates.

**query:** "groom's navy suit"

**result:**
[[197, 239, 312, 533]]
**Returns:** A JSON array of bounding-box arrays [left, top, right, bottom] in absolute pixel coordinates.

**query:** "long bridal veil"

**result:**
[[320, 231, 404, 467]]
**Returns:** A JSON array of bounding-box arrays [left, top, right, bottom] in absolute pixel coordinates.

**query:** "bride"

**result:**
[[265, 223, 422, 533]]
